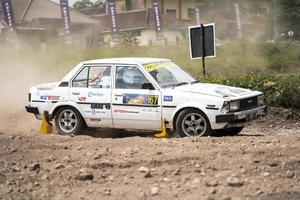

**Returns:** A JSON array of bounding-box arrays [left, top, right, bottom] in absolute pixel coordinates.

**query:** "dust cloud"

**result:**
[[0, 43, 69, 134]]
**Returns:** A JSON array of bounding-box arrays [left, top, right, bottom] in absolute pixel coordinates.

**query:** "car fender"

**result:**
[[170, 102, 220, 129], [49, 101, 85, 119], [171, 101, 207, 119], [170, 102, 216, 128]]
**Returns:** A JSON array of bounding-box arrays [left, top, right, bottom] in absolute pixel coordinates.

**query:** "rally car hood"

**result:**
[[174, 83, 259, 99], [34, 82, 60, 91]]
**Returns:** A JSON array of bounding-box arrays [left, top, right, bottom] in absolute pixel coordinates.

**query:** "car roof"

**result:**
[[61, 57, 171, 82], [81, 57, 171, 65]]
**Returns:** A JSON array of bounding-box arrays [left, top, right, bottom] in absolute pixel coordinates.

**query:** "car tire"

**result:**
[[176, 108, 211, 137], [212, 127, 244, 137], [55, 107, 85, 135]]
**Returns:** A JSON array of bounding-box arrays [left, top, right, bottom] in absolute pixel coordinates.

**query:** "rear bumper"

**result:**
[[25, 106, 39, 115], [216, 106, 267, 123]]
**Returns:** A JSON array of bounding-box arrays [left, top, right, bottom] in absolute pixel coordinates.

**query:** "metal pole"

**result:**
[[0, 4, 2, 35], [274, 0, 278, 39], [201, 24, 206, 77]]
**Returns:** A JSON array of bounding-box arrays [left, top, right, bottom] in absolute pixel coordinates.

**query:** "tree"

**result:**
[[277, 0, 300, 40], [73, 0, 94, 9], [73, 0, 106, 10], [94, 0, 106, 7]]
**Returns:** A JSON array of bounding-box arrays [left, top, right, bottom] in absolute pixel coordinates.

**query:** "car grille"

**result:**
[[239, 96, 258, 111]]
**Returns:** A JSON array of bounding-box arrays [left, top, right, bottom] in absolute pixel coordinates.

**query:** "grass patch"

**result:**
[[200, 73, 300, 109]]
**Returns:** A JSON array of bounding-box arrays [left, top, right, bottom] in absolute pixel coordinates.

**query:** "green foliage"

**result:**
[[259, 41, 300, 71], [278, 0, 300, 40], [73, 0, 105, 9], [199, 73, 300, 109]]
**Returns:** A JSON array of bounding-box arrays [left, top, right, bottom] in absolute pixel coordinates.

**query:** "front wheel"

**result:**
[[176, 108, 211, 137], [55, 107, 85, 135]]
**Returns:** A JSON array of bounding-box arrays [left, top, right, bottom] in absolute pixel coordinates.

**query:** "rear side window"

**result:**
[[72, 66, 111, 88], [72, 67, 88, 88], [88, 67, 111, 88]]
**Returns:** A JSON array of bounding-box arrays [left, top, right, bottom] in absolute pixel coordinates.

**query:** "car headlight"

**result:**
[[230, 101, 240, 111], [221, 101, 230, 112], [258, 95, 264, 106]]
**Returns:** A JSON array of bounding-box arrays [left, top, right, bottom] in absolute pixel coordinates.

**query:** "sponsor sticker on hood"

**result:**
[[215, 87, 249, 97]]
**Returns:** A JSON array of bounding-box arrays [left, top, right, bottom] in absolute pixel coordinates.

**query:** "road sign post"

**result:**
[[201, 24, 206, 76], [189, 23, 216, 77]]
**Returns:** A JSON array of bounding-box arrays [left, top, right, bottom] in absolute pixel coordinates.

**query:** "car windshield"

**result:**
[[143, 61, 196, 88]]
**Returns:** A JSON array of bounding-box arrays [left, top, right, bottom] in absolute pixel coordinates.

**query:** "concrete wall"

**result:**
[[137, 29, 183, 46], [163, 0, 179, 18], [144, 0, 196, 20], [181, 0, 196, 20], [130, 0, 146, 10], [102, 28, 183, 47]]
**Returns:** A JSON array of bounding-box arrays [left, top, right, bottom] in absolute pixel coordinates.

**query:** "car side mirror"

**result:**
[[142, 82, 155, 90]]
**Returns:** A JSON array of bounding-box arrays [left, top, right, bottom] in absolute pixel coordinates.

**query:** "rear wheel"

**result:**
[[55, 107, 85, 135], [176, 108, 211, 137], [212, 127, 244, 137]]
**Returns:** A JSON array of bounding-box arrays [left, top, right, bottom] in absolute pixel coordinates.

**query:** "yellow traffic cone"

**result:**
[[40, 112, 53, 135], [154, 121, 167, 138]]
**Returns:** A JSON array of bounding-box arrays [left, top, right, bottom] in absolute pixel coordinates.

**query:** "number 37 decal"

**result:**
[[149, 95, 159, 105]]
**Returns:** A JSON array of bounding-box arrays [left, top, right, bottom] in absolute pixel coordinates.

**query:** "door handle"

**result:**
[[114, 94, 123, 97], [72, 92, 80, 95]]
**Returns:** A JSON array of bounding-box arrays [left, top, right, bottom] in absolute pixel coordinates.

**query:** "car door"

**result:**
[[112, 65, 162, 131], [69, 64, 113, 128]]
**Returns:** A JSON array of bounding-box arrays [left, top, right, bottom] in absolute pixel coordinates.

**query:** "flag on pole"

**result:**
[[152, 0, 164, 40], [60, 0, 71, 34], [0, 3, 3, 34], [1, 0, 15, 32], [108, 0, 118, 42], [234, 3, 242, 38]]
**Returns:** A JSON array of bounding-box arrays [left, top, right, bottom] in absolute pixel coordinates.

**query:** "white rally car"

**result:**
[[25, 58, 267, 137]]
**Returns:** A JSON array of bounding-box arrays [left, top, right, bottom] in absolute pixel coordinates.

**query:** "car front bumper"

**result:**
[[216, 106, 267, 123], [25, 106, 39, 115]]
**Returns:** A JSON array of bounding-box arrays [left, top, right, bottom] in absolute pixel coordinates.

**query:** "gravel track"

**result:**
[[0, 108, 299, 200]]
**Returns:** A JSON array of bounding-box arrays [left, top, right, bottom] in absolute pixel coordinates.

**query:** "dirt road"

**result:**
[[0, 108, 299, 200]]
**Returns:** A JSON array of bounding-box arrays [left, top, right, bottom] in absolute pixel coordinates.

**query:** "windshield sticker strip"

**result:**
[[144, 61, 174, 72]]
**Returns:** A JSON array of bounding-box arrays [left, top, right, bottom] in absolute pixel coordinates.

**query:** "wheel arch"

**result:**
[[172, 106, 211, 131], [50, 103, 87, 125]]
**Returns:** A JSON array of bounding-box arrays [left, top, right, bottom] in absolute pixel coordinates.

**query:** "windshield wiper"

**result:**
[[191, 80, 199, 84], [174, 82, 189, 87]]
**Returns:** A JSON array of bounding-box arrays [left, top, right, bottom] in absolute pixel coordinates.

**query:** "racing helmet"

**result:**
[[122, 68, 145, 84]]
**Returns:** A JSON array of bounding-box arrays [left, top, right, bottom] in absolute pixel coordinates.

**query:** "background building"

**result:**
[[0, 0, 100, 47]]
